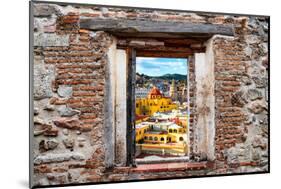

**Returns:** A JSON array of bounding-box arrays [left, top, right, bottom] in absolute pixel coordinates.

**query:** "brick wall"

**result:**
[[32, 2, 269, 187], [33, 9, 114, 184], [213, 18, 268, 172]]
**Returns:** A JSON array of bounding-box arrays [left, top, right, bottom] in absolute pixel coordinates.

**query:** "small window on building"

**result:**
[[154, 137, 158, 141]]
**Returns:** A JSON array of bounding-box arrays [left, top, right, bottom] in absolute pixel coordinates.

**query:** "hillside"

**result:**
[[136, 73, 187, 81]]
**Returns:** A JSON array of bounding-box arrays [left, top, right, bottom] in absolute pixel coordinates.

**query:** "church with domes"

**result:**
[[135, 86, 178, 116]]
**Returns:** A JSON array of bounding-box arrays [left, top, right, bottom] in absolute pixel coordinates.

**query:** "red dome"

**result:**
[[147, 86, 163, 98]]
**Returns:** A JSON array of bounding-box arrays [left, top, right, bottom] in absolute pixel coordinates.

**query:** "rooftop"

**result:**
[[147, 86, 164, 99]]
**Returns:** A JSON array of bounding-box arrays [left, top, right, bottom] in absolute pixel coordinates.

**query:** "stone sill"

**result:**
[[113, 161, 214, 174], [136, 156, 190, 164]]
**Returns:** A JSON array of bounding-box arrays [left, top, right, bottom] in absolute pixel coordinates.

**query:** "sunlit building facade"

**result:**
[[135, 86, 178, 116]]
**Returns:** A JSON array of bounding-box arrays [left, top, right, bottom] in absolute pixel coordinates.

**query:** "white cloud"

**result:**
[[136, 57, 188, 76]]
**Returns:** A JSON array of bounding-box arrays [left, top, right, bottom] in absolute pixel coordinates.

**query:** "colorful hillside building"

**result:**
[[135, 86, 177, 116]]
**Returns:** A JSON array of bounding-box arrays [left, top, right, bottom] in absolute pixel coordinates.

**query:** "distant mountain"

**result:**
[[136, 73, 187, 81], [154, 73, 187, 81]]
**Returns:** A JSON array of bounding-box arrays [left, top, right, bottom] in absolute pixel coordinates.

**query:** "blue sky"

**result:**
[[136, 57, 188, 76]]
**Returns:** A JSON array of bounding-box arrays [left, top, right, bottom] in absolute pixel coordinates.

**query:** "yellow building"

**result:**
[[136, 123, 187, 144], [135, 86, 177, 116], [135, 123, 150, 143], [135, 125, 188, 155]]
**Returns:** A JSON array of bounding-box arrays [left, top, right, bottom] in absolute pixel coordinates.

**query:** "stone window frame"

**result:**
[[78, 14, 235, 168], [104, 35, 219, 168]]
